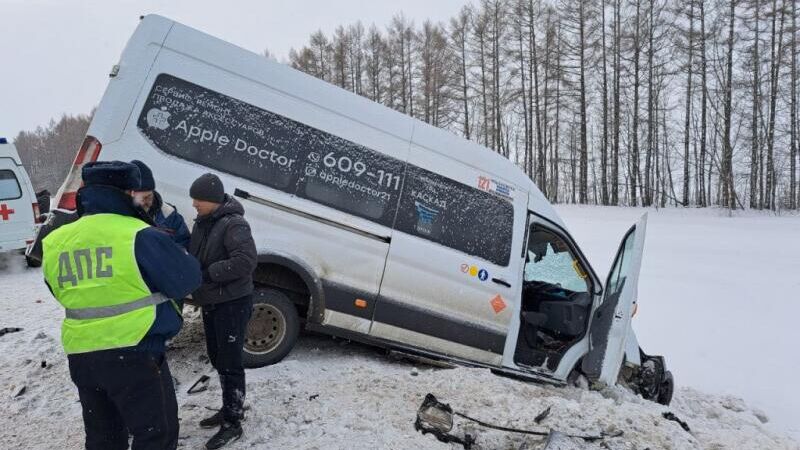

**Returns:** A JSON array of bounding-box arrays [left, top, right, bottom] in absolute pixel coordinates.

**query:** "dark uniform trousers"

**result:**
[[68, 349, 178, 450], [202, 295, 252, 426]]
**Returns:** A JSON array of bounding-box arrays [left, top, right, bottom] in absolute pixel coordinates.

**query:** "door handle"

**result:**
[[492, 278, 511, 288]]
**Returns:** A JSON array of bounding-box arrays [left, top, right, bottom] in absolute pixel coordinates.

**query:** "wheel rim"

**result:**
[[245, 303, 286, 355]]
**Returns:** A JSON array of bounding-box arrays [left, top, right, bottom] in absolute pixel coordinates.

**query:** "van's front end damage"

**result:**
[[619, 349, 674, 406]]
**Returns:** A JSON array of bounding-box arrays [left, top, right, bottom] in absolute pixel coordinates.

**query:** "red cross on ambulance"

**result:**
[[0, 203, 15, 221]]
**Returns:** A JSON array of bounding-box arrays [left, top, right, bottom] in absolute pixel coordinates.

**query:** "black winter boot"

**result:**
[[205, 422, 243, 449], [199, 411, 225, 429]]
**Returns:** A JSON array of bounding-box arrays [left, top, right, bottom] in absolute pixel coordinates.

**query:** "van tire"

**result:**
[[243, 288, 300, 368], [657, 370, 674, 406]]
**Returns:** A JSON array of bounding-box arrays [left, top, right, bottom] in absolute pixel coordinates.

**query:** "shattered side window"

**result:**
[[394, 166, 514, 266], [524, 227, 589, 293]]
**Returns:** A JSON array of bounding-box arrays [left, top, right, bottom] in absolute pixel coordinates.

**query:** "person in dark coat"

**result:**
[[43, 161, 201, 450], [130, 160, 191, 249], [188, 173, 257, 450]]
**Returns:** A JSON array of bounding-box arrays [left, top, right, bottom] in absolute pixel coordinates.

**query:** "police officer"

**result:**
[[42, 161, 201, 450], [130, 159, 191, 249]]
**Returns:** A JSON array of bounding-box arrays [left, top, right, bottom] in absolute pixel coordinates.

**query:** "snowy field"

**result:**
[[0, 206, 798, 449], [556, 205, 800, 442]]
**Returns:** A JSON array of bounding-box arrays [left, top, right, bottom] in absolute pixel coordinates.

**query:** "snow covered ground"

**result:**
[[0, 206, 798, 449]]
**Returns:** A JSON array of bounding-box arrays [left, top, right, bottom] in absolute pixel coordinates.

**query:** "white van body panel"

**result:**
[[50, 15, 653, 385], [0, 142, 36, 252]]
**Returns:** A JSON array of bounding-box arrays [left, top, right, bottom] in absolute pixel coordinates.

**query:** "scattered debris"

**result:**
[[40, 360, 46, 369], [0, 327, 22, 337], [414, 393, 476, 449], [662, 412, 691, 433], [414, 393, 621, 449], [308, 394, 319, 401], [410, 367, 419, 377], [534, 406, 552, 424], [187, 375, 210, 394], [12, 385, 26, 398]]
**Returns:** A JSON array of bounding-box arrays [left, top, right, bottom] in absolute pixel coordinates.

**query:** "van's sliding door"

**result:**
[[370, 145, 526, 365]]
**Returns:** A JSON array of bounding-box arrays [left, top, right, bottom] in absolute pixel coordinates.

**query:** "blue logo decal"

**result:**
[[495, 183, 512, 197], [478, 269, 489, 281], [414, 201, 439, 235]]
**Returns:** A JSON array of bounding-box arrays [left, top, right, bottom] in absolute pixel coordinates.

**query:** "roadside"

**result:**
[[1, 260, 796, 449]]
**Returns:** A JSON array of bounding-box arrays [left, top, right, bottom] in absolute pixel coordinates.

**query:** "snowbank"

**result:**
[[1, 256, 797, 449]]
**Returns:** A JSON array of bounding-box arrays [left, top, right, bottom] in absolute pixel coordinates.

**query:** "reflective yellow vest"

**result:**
[[42, 214, 166, 354]]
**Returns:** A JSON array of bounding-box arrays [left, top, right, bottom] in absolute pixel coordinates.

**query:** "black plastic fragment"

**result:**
[[662, 412, 691, 432], [534, 406, 552, 424], [187, 375, 210, 394], [0, 327, 23, 337]]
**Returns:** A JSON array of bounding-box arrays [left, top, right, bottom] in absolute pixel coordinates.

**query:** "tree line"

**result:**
[[288, 0, 800, 210], [14, 113, 92, 193]]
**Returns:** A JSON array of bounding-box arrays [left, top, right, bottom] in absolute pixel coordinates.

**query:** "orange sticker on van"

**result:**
[[490, 295, 507, 314]]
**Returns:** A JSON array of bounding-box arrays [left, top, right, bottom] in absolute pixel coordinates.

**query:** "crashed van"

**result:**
[[0, 138, 40, 255], [33, 15, 673, 404]]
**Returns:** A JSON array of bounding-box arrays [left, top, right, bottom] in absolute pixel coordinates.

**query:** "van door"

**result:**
[[581, 214, 648, 385], [370, 145, 527, 365], [0, 159, 34, 251]]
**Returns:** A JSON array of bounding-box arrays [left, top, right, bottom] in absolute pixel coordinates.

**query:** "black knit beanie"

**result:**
[[130, 160, 155, 191], [190, 173, 225, 203]]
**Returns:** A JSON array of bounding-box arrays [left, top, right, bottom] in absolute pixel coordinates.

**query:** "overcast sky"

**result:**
[[0, 0, 467, 140]]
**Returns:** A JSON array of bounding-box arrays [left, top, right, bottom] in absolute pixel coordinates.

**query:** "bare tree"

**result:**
[[450, 6, 474, 139], [283, 0, 800, 210], [791, 0, 798, 208], [681, 0, 696, 206]]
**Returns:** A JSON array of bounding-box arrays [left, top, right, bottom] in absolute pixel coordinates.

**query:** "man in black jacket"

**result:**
[[188, 173, 257, 450]]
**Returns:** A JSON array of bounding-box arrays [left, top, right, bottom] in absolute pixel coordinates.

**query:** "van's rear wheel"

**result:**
[[243, 288, 299, 368]]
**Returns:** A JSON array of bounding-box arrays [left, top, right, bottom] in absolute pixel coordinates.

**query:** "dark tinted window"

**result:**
[[0, 170, 21, 200], [137, 74, 401, 226], [394, 166, 514, 266], [299, 137, 406, 222], [137, 74, 516, 264]]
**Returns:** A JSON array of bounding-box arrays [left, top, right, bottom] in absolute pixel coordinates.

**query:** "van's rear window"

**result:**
[[0, 170, 22, 200], [136, 73, 402, 227]]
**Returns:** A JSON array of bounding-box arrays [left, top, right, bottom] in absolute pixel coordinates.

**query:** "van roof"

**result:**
[[141, 15, 564, 229]]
